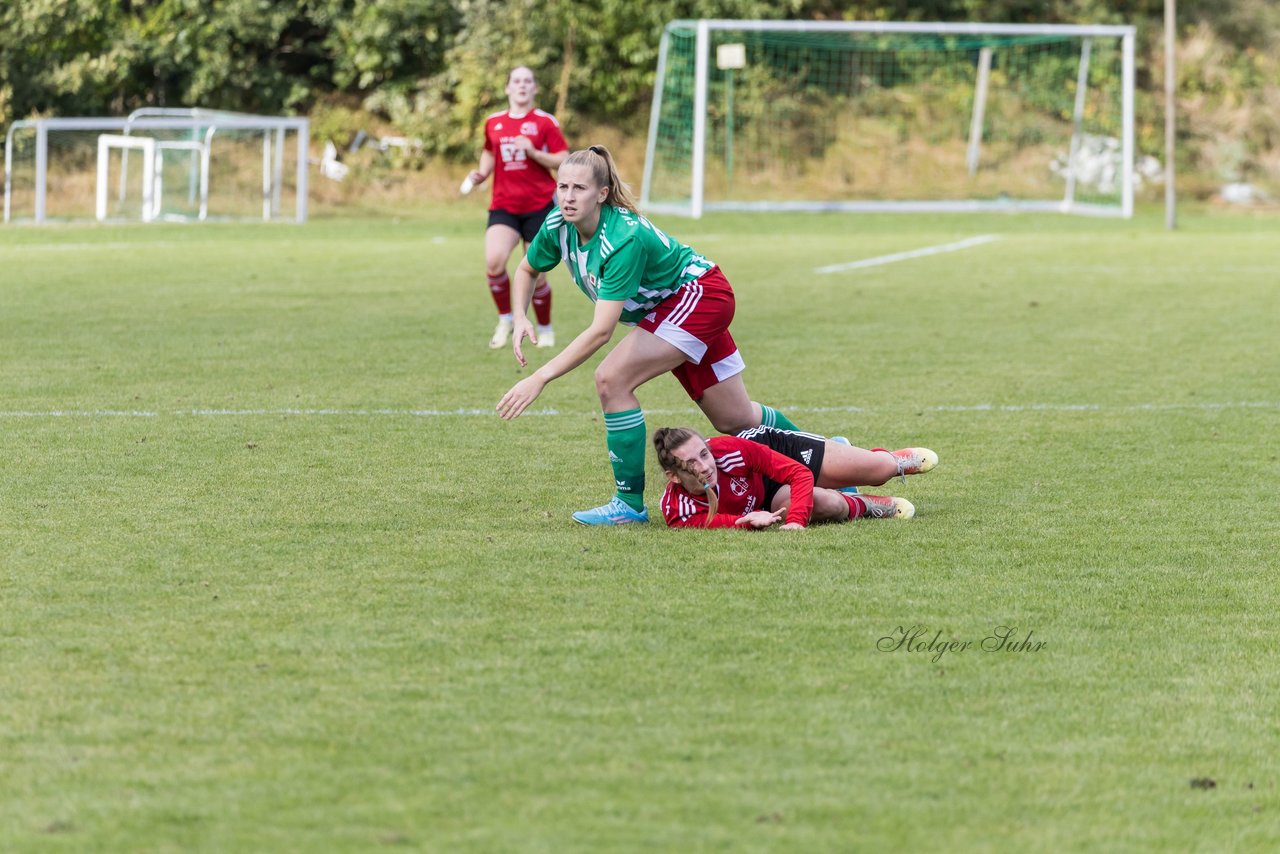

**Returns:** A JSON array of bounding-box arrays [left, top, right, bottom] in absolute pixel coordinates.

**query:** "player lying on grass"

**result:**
[[653, 426, 938, 529]]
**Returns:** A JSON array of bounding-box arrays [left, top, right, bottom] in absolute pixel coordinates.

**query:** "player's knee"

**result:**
[[595, 366, 645, 405], [867, 457, 897, 486], [811, 490, 847, 523], [707, 411, 754, 434], [593, 366, 621, 402]]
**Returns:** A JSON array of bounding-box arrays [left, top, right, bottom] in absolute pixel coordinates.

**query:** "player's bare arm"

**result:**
[[497, 299, 623, 420], [508, 256, 542, 364], [468, 149, 495, 186], [513, 137, 568, 171]]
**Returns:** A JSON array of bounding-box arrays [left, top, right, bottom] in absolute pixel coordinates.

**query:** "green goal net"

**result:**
[[642, 21, 1136, 218]]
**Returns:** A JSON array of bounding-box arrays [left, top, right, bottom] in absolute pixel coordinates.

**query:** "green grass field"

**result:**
[[2, 206, 1278, 852]]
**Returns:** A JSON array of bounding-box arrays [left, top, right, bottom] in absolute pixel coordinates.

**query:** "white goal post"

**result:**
[[97, 135, 155, 223], [5, 109, 308, 224], [95, 135, 212, 223], [642, 20, 1137, 218]]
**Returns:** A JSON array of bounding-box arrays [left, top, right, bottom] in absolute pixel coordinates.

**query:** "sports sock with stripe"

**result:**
[[487, 272, 511, 314], [604, 408, 647, 512], [842, 493, 867, 520], [759, 404, 802, 432], [531, 276, 553, 326]]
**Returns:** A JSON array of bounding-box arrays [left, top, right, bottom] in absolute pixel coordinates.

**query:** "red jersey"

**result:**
[[659, 436, 815, 529], [483, 108, 567, 215]]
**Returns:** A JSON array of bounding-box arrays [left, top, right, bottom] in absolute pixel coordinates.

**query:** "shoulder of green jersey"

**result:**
[[598, 209, 639, 257], [598, 226, 640, 259]]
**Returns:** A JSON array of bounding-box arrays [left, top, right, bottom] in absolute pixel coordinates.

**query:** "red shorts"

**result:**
[[637, 266, 745, 401]]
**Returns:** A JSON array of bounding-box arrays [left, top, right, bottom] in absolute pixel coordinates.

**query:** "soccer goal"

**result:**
[[5, 108, 309, 224], [642, 20, 1136, 218]]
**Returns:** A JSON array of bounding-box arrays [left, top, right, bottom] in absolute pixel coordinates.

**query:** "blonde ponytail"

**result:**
[[561, 145, 639, 213]]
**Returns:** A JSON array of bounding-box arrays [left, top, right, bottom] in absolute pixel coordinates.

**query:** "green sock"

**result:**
[[604, 408, 646, 511], [760, 404, 802, 432]]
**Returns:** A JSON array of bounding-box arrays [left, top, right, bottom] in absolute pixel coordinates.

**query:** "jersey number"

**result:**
[[634, 213, 672, 249]]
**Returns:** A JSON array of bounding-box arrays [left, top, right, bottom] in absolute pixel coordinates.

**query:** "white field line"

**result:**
[[0, 242, 189, 253], [815, 234, 1001, 274], [0, 236, 454, 254], [1, 401, 1276, 419]]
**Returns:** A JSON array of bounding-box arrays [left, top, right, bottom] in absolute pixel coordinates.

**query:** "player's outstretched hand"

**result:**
[[735, 509, 784, 529], [497, 374, 546, 421], [511, 317, 537, 367], [779, 522, 805, 531]]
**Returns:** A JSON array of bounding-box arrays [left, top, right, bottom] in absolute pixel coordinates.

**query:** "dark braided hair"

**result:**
[[653, 426, 717, 523]]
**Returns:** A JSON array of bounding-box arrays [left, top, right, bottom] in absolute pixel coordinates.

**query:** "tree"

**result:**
[[0, 0, 128, 126]]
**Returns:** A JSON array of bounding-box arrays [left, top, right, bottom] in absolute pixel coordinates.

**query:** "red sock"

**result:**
[[843, 493, 867, 520], [531, 276, 552, 326], [488, 272, 511, 315]]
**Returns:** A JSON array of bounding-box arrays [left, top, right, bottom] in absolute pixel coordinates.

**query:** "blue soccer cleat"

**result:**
[[572, 497, 650, 526]]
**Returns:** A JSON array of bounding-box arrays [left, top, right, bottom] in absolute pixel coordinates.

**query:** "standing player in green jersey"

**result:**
[[495, 145, 804, 525]]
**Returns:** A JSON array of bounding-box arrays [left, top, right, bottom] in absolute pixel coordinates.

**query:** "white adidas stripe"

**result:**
[[663, 286, 698, 328], [668, 284, 703, 327], [717, 451, 745, 471]]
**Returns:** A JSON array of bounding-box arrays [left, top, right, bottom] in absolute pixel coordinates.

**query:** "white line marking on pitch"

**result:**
[[0, 410, 159, 417], [0, 242, 188, 253], [815, 234, 1001, 274], [2, 401, 1277, 419]]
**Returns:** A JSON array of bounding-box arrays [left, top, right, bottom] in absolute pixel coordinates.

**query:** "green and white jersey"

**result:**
[[526, 205, 715, 326]]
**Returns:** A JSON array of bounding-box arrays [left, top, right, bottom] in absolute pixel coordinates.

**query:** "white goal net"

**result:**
[[4, 108, 309, 224], [642, 20, 1136, 218]]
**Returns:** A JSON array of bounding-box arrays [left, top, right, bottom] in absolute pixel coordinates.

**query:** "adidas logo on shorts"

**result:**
[[801, 449, 813, 464]]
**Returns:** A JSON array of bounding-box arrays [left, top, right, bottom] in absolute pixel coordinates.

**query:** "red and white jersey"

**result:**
[[483, 108, 567, 214], [659, 436, 814, 529]]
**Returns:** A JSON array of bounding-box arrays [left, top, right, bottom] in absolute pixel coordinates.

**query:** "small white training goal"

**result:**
[[5, 108, 309, 224]]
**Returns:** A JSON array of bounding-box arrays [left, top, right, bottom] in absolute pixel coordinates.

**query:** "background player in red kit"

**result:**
[[464, 66, 569, 349], [653, 426, 937, 529]]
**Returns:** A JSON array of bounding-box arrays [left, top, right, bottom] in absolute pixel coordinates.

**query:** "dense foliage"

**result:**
[[1, 1, 1277, 181]]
